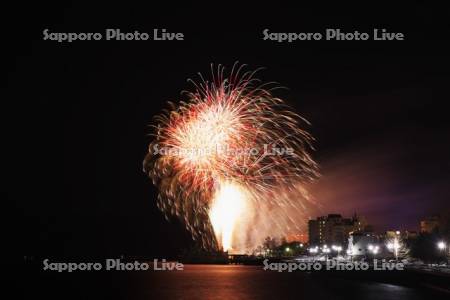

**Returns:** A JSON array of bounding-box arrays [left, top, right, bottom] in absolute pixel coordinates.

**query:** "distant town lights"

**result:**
[[308, 247, 318, 254], [387, 240, 399, 250], [331, 245, 342, 252]]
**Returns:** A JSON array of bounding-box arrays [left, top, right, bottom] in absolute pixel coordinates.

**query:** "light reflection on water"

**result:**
[[141, 264, 438, 300]]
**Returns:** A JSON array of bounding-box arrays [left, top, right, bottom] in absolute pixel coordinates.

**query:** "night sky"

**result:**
[[8, 4, 450, 257]]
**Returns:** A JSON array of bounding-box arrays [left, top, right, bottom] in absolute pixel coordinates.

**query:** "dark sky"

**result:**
[[8, 4, 450, 257]]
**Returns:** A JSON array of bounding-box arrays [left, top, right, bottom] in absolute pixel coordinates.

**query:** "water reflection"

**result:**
[[142, 265, 441, 300]]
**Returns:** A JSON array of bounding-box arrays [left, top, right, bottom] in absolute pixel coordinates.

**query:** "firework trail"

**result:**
[[143, 64, 319, 252]]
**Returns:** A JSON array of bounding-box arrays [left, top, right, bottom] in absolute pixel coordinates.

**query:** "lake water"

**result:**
[[25, 264, 448, 299]]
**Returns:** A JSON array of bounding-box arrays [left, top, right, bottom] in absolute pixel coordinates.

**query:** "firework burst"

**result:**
[[144, 64, 318, 252]]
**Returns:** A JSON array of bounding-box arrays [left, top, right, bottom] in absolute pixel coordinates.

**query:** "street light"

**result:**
[[346, 248, 354, 262], [332, 245, 342, 257], [309, 246, 319, 261], [387, 238, 400, 261], [309, 246, 319, 254], [284, 247, 291, 257], [437, 241, 448, 265], [322, 247, 331, 261], [368, 244, 379, 258], [372, 246, 379, 255]]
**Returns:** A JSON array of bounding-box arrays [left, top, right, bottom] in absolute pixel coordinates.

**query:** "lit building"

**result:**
[[308, 214, 365, 246]]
